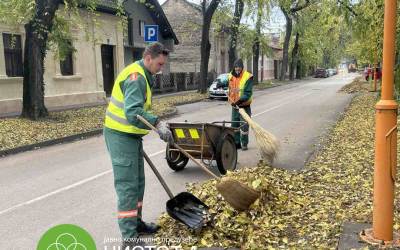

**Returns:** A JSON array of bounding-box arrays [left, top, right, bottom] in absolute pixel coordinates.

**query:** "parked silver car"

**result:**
[[209, 73, 229, 99]]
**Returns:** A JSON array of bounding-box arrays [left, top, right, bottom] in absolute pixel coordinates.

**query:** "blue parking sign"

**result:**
[[145, 25, 158, 42]]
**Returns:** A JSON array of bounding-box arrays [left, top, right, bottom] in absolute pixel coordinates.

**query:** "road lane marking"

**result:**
[[253, 92, 313, 118], [0, 149, 166, 216]]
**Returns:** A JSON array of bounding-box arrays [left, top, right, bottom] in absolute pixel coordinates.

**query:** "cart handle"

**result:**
[[137, 115, 221, 181], [211, 121, 247, 130], [211, 121, 247, 124]]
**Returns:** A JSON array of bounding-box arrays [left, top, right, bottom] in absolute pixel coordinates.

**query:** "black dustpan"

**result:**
[[143, 151, 215, 229], [166, 192, 215, 229]]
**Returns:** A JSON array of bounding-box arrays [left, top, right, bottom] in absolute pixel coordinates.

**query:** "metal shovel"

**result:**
[[143, 150, 215, 230]]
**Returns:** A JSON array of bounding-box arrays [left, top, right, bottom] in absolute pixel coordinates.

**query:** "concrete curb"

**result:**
[[0, 98, 207, 157], [0, 129, 104, 157], [253, 78, 315, 92], [0, 102, 108, 119], [159, 108, 178, 120], [174, 98, 206, 106], [254, 82, 287, 91], [338, 221, 370, 249], [301, 91, 379, 171], [0, 106, 183, 158], [301, 97, 354, 171]]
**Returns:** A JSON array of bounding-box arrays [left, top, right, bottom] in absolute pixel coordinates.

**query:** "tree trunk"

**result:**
[[296, 60, 301, 79], [228, 0, 244, 70], [199, 0, 220, 94], [290, 32, 300, 80], [21, 0, 59, 119], [252, 40, 259, 85], [252, 0, 262, 85], [280, 8, 292, 81]]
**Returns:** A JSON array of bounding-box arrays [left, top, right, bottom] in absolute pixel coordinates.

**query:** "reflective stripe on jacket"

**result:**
[[228, 70, 253, 106], [105, 63, 152, 134]]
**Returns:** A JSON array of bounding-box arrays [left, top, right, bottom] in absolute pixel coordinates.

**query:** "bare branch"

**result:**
[[336, 0, 358, 17], [290, 0, 310, 14]]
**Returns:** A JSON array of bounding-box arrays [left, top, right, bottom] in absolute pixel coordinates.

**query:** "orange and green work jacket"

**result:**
[[104, 60, 158, 135], [222, 69, 253, 107]]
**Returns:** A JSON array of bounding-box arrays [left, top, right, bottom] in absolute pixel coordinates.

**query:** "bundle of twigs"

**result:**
[[224, 92, 280, 164], [238, 109, 280, 164]]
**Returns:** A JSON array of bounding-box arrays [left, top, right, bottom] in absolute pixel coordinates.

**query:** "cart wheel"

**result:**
[[216, 133, 237, 175], [166, 143, 189, 171]]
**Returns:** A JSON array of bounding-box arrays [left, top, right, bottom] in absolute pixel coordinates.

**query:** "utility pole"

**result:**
[[360, 0, 399, 246]]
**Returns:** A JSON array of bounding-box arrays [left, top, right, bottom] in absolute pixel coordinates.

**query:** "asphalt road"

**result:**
[[0, 72, 357, 249]]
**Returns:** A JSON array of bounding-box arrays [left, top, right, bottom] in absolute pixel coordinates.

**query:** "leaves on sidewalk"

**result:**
[[0, 93, 207, 151], [338, 77, 374, 93], [155, 94, 400, 249]]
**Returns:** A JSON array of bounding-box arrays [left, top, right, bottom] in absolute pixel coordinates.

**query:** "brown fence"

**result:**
[[152, 72, 217, 93]]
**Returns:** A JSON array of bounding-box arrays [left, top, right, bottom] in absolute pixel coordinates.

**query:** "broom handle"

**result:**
[[143, 149, 174, 199], [136, 115, 221, 181], [223, 91, 242, 110]]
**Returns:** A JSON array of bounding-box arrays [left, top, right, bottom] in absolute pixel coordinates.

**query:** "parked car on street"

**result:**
[[315, 68, 328, 78], [365, 67, 382, 80], [209, 73, 229, 99], [332, 69, 338, 75]]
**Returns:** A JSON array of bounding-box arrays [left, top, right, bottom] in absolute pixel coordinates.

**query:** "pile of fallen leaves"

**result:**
[[152, 93, 207, 115], [338, 77, 374, 93], [155, 93, 400, 249], [0, 93, 206, 151], [254, 81, 274, 89]]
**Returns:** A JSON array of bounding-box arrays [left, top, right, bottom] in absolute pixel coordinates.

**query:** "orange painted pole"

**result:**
[[372, 0, 398, 241]]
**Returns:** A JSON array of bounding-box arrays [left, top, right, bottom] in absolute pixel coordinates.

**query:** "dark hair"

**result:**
[[143, 42, 169, 59]]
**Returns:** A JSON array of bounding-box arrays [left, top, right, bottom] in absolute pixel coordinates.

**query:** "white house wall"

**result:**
[[122, 0, 174, 74], [0, 7, 124, 115]]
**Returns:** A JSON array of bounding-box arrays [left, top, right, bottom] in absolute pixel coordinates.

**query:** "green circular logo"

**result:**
[[37, 224, 97, 250]]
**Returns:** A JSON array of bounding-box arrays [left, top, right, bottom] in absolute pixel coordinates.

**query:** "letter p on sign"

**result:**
[[145, 25, 158, 42]]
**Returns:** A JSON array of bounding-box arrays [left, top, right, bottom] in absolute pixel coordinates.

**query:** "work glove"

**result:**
[[156, 123, 174, 145], [231, 99, 243, 108], [216, 82, 225, 89]]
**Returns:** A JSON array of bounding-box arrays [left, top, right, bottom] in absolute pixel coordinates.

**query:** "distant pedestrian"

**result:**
[[217, 58, 253, 151], [104, 42, 174, 249]]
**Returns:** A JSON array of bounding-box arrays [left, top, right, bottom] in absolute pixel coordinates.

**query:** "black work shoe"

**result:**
[[235, 143, 241, 149], [137, 219, 160, 235], [242, 145, 248, 151], [122, 238, 154, 250]]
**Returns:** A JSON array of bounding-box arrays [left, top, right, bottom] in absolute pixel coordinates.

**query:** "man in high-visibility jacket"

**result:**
[[216, 58, 253, 151], [104, 42, 174, 249]]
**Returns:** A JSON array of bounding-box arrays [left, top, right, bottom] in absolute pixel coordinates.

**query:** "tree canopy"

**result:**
[[0, 0, 126, 119]]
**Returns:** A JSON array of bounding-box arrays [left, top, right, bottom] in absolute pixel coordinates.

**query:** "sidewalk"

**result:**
[[0, 90, 205, 157], [0, 90, 199, 119], [153, 90, 198, 99]]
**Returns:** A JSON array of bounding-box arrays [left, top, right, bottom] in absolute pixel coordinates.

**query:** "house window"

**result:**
[[139, 20, 146, 37], [3, 34, 23, 77], [128, 18, 133, 45], [60, 41, 73, 76]]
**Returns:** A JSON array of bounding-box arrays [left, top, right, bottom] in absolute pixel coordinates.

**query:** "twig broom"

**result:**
[[224, 92, 280, 164], [137, 115, 261, 211]]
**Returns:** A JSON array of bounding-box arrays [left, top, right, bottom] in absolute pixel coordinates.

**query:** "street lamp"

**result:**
[[360, 0, 400, 246]]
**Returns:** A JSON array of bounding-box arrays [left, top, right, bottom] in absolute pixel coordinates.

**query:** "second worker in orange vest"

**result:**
[[216, 58, 253, 151]]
